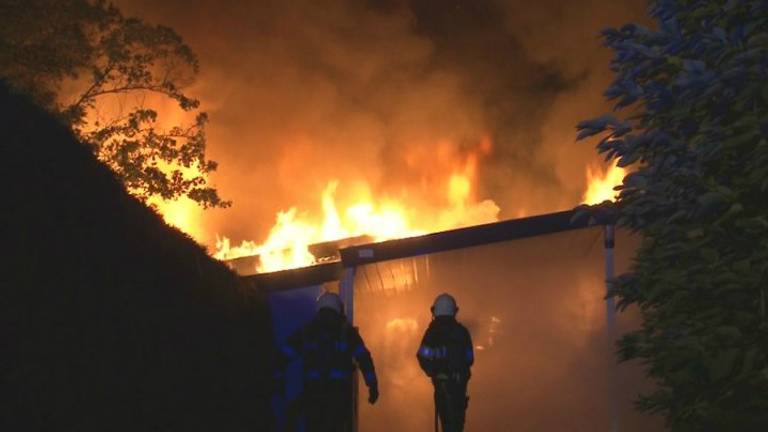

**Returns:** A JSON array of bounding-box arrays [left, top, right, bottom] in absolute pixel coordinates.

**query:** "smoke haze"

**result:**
[[116, 0, 648, 247], [353, 227, 660, 430]]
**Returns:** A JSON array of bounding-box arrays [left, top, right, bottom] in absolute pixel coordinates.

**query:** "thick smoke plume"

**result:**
[[117, 0, 647, 247]]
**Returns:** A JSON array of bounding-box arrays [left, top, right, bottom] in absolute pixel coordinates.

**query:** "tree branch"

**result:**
[[70, 62, 116, 111]]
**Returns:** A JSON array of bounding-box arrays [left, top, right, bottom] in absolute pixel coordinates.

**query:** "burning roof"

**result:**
[[235, 207, 618, 289], [216, 160, 624, 276]]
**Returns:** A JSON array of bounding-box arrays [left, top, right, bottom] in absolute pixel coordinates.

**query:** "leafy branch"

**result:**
[[0, 0, 228, 208]]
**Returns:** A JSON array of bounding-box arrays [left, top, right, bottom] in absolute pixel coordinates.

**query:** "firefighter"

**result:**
[[280, 292, 378, 432], [417, 293, 473, 432]]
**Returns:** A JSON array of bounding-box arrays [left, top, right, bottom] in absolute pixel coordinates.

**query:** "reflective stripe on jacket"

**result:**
[[416, 316, 473, 379]]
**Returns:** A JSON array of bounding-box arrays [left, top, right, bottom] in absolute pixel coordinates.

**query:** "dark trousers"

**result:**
[[433, 377, 468, 432], [301, 382, 353, 432]]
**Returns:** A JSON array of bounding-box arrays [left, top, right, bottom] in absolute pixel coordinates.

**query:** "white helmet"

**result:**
[[431, 293, 458, 317], [317, 292, 344, 314]]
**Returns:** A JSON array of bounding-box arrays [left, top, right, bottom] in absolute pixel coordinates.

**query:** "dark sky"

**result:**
[[117, 0, 648, 246]]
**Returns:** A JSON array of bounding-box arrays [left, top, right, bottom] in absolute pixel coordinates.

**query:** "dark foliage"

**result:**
[[578, 0, 768, 429], [0, 82, 272, 431]]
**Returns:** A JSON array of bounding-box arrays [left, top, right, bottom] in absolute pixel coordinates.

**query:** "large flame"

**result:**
[[212, 182, 424, 273], [150, 135, 627, 274], [582, 161, 626, 205], [215, 173, 500, 272], [214, 142, 501, 273]]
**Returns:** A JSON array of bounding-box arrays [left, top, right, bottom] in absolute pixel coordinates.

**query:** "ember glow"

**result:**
[[582, 162, 626, 205]]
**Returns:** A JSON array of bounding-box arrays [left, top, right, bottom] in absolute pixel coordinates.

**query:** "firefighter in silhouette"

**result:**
[[417, 293, 473, 432], [280, 292, 378, 432]]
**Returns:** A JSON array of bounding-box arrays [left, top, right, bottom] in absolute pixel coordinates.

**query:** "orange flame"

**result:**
[[215, 143, 501, 273], [215, 173, 501, 273], [582, 161, 626, 205]]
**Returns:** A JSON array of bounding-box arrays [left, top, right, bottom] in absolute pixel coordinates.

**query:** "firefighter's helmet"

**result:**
[[317, 291, 344, 314], [431, 293, 458, 317]]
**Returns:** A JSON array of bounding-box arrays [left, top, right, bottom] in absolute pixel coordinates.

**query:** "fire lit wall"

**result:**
[[352, 227, 662, 431]]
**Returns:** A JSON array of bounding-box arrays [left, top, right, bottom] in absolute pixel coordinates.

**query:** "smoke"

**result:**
[[116, 0, 648, 246]]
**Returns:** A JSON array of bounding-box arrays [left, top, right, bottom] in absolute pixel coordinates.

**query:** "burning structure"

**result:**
[[111, 0, 645, 263], [241, 209, 662, 431], [1, 2, 652, 429]]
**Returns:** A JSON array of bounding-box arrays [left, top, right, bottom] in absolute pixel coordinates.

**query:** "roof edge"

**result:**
[[339, 207, 614, 267], [241, 261, 343, 291]]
